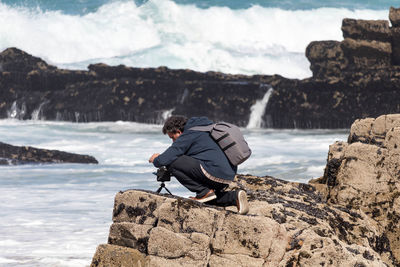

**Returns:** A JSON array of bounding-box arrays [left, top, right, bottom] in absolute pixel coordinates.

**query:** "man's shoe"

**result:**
[[236, 190, 249, 215], [189, 189, 217, 203]]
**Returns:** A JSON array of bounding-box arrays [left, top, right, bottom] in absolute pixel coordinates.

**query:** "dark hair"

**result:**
[[162, 115, 188, 134]]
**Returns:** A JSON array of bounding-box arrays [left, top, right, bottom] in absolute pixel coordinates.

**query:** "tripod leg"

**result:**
[[164, 187, 172, 195], [156, 186, 163, 193]]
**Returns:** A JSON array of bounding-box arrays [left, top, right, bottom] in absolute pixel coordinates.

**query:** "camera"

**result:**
[[154, 166, 172, 195], [154, 166, 171, 182]]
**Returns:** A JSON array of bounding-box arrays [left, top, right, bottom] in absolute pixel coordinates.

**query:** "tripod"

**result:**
[[156, 182, 172, 195]]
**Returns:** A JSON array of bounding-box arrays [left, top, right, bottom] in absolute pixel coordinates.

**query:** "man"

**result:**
[[149, 115, 249, 215]]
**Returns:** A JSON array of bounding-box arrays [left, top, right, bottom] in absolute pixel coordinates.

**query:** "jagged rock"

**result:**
[[341, 19, 391, 42], [348, 114, 400, 144], [91, 244, 148, 267], [311, 114, 400, 265], [340, 38, 392, 69], [389, 7, 400, 27], [0, 141, 98, 164], [391, 27, 400, 65], [91, 175, 389, 266], [0, 48, 268, 126], [0, 47, 53, 73], [305, 41, 346, 79]]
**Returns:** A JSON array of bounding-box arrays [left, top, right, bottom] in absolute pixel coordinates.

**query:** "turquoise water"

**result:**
[[0, 0, 397, 14]]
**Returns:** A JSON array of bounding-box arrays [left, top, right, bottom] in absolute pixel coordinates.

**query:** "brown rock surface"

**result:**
[[341, 19, 391, 42], [91, 177, 389, 266], [305, 40, 346, 79], [91, 244, 148, 267], [312, 114, 400, 265], [340, 38, 392, 69]]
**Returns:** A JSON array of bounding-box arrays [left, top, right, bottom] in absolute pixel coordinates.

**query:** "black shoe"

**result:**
[[236, 190, 249, 215]]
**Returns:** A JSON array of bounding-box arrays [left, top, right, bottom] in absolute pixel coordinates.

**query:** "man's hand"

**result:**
[[149, 153, 160, 163]]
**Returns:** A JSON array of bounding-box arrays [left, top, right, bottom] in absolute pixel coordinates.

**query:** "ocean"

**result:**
[[0, 0, 392, 78], [0, 0, 393, 266]]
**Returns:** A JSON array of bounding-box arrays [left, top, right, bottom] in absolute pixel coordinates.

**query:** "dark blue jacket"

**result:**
[[153, 117, 237, 181]]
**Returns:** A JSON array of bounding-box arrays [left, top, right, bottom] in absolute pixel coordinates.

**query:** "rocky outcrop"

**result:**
[[0, 48, 268, 126], [305, 17, 394, 77], [90, 114, 400, 266], [311, 114, 400, 265], [0, 141, 98, 164], [3, 8, 400, 128], [91, 177, 386, 266]]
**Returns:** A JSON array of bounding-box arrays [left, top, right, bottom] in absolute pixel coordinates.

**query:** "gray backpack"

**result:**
[[189, 122, 251, 165]]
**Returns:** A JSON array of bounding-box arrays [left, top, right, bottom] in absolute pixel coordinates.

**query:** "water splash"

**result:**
[[162, 108, 175, 121], [7, 101, 26, 119], [74, 112, 80, 122], [246, 87, 274, 129], [31, 101, 49, 120]]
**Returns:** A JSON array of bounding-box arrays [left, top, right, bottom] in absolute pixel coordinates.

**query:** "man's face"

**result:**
[[168, 131, 182, 142]]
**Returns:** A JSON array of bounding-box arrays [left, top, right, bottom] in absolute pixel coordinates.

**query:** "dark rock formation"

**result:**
[[3, 8, 400, 128], [341, 19, 390, 42], [0, 48, 268, 126], [0, 141, 98, 164], [90, 114, 400, 266]]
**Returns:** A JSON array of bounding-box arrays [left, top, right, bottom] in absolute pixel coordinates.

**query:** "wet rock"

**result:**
[[0, 141, 98, 164]]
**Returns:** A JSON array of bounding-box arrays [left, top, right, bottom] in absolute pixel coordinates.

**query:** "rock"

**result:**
[[391, 27, 400, 65], [0, 47, 53, 73], [91, 176, 389, 266], [312, 114, 400, 265], [0, 48, 268, 127], [90, 244, 148, 267], [305, 41, 346, 79], [348, 114, 400, 145], [341, 19, 391, 42], [389, 7, 400, 27], [0, 141, 98, 164], [340, 38, 392, 69]]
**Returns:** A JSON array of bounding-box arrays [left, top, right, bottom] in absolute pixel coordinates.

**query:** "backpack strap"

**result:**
[[188, 124, 215, 132]]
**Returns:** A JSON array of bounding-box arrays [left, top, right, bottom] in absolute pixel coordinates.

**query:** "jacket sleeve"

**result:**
[[153, 132, 194, 167]]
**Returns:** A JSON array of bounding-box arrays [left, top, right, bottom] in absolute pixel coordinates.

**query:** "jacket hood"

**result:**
[[184, 117, 213, 131]]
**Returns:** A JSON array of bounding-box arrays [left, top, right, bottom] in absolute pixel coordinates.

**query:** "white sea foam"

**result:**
[[0, 0, 388, 78]]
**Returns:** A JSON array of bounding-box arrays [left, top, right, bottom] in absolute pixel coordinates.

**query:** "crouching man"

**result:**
[[149, 115, 249, 215]]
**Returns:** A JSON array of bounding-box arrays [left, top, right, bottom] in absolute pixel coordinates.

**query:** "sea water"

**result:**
[[0, 0, 389, 265]]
